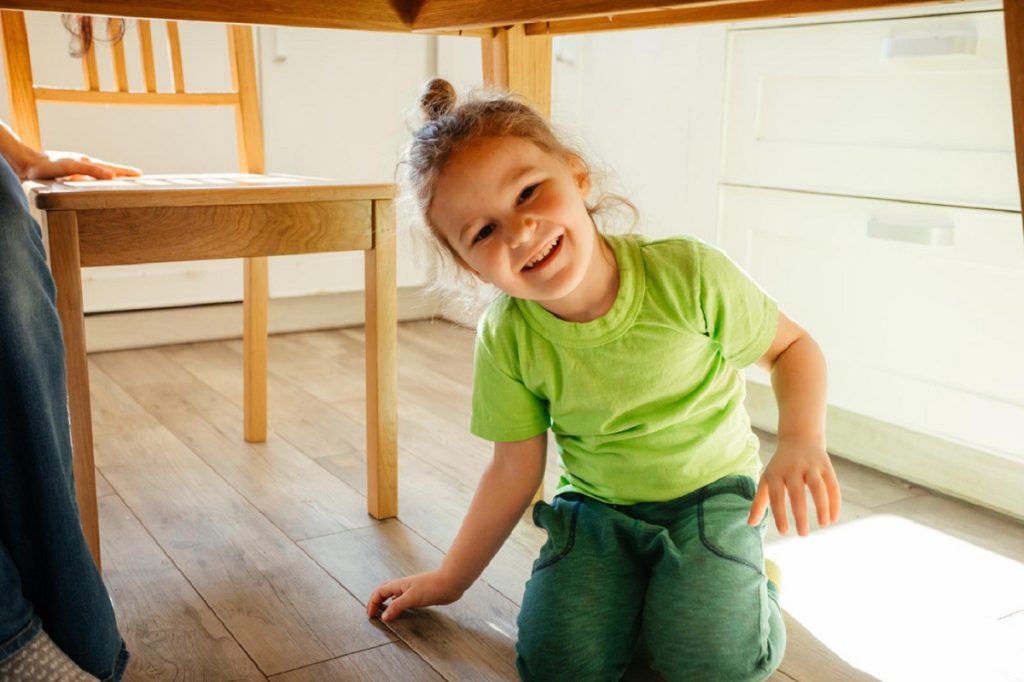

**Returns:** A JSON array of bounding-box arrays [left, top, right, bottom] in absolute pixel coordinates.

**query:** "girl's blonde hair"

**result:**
[[402, 79, 635, 309]]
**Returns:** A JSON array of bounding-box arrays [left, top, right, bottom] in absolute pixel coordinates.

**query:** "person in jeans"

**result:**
[[0, 120, 137, 681]]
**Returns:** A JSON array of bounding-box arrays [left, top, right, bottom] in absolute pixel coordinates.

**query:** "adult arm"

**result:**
[[0, 121, 139, 180]]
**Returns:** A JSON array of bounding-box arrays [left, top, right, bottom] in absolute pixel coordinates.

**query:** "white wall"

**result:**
[[439, 26, 729, 246]]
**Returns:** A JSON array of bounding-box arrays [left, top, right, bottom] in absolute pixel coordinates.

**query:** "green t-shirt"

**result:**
[[470, 235, 779, 504]]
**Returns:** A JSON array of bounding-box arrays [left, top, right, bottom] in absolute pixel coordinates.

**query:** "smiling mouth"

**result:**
[[523, 236, 562, 271]]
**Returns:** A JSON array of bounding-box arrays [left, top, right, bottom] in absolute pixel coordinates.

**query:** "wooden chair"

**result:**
[[0, 12, 398, 568]]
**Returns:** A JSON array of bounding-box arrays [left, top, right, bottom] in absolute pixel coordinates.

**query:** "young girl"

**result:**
[[368, 78, 841, 681]]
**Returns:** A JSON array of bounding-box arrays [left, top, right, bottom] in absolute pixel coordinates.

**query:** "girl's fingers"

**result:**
[[381, 592, 412, 622], [368, 582, 401, 618], [786, 477, 809, 536], [807, 472, 830, 527], [748, 480, 770, 526], [768, 480, 788, 535], [825, 467, 843, 522], [367, 588, 386, 617]]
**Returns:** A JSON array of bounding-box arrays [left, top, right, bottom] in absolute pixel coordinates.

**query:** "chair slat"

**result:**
[[228, 25, 265, 174], [109, 18, 128, 92], [82, 44, 100, 90], [166, 21, 185, 92], [34, 88, 238, 106], [137, 19, 157, 92]]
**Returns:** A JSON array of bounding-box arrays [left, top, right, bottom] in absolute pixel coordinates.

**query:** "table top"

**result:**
[[0, 0, 958, 33], [29, 173, 398, 210]]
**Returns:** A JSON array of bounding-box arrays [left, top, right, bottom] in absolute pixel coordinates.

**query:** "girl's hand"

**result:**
[[368, 570, 464, 622], [20, 149, 140, 181], [747, 439, 841, 536]]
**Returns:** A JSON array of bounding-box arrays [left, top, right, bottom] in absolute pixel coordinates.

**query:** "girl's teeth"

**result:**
[[527, 237, 559, 268]]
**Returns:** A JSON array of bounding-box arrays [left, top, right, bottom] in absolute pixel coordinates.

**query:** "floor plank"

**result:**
[[874, 492, 1024, 564], [126, 378, 373, 542], [95, 469, 115, 498], [165, 341, 367, 459], [99, 495, 266, 681], [269, 643, 444, 682], [300, 521, 520, 682], [317, 446, 547, 608], [94, 425, 392, 676]]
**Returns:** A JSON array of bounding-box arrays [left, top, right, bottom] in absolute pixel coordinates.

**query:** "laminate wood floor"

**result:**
[[87, 320, 1024, 681]]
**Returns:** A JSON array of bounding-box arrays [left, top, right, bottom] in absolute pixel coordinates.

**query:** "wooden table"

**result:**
[[2, 0, 1021, 225]]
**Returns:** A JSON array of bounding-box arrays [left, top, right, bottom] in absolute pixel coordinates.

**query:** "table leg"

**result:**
[[1005, 0, 1024, 229], [481, 23, 553, 117], [45, 210, 101, 569], [243, 256, 268, 442], [365, 199, 398, 519], [481, 24, 552, 505]]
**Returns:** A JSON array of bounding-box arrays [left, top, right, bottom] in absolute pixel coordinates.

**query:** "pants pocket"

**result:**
[[697, 478, 763, 573], [531, 497, 581, 574]]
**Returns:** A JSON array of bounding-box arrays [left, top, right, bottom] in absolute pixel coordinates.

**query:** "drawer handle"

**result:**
[[883, 26, 977, 58], [866, 219, 954, 246]]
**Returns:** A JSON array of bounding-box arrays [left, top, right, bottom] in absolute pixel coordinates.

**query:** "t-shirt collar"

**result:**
[[515, 234, 645, 348]]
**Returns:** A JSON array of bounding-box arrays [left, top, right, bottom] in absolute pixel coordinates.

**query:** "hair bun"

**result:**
[[420, 78, 457, 120]]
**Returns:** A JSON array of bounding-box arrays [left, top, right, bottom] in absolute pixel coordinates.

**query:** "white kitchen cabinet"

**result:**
[[723, 10, 1020, 211], [719, 185, 1024, 458], [718, 4, 1024, 512]]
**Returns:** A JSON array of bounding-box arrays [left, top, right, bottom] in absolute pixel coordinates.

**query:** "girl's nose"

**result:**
[[505, 217, 537, 248]]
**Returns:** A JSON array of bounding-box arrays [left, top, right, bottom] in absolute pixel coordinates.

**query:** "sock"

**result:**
[[765, 558, 782, 592], [0, 630, 99, 682]]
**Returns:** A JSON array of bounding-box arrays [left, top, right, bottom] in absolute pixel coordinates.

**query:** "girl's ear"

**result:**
[[567, 153, 592, 197]]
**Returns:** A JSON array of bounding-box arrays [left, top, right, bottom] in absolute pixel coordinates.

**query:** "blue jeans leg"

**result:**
[[0, 157, 128, 680]]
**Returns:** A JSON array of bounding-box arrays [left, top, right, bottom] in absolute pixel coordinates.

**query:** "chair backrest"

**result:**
[[0, 11, 264, 173]]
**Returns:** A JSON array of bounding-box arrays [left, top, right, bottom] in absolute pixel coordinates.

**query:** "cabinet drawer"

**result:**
[[723, 11, 1020, 210], [718, 185, 1024, 457]]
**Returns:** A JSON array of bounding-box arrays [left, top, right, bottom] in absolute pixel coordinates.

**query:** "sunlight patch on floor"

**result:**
[[767, 515, 1024, 682]]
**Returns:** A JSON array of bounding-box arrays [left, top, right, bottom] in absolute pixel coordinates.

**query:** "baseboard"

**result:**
[[85, 286, 441, 352], [745, 381, 1024, 521]]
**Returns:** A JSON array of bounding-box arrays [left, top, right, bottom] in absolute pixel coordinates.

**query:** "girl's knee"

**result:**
[[649, 640, 784, 682], [646, 607, 786, 682], [516, 635, 629, 682]]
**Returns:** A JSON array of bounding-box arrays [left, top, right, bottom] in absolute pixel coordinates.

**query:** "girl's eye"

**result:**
[[517, 184, 538, 205], [472, 223, 495, 245]]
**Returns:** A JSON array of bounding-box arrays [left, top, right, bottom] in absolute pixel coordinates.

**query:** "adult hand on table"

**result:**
[[18, 149, 140, 181], [0, 121, 140, 181]]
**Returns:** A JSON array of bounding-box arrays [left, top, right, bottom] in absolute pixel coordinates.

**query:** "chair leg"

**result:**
[[365, 200, 397, 519], [44, 211, 101, 569], [244, 256, 268, 442]]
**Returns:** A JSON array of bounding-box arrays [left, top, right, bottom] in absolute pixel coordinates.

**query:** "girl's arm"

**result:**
[[368, 432, 547, 621], [748, 311, 842, 535]]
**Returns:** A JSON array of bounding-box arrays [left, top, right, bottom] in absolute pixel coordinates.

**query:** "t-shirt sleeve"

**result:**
[[470, 335, 550, 442], [698, 243, 779, 368]]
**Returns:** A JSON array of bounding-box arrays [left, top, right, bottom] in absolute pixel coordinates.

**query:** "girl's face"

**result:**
[[429, 136, 613, 319]]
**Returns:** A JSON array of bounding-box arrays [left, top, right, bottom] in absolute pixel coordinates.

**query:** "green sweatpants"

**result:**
[[516, 475, 785, 682]]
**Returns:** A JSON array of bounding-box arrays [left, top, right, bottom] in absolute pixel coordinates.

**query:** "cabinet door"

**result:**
[[723, 11, 1020, 210], [719, 185, 1024, 459]]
